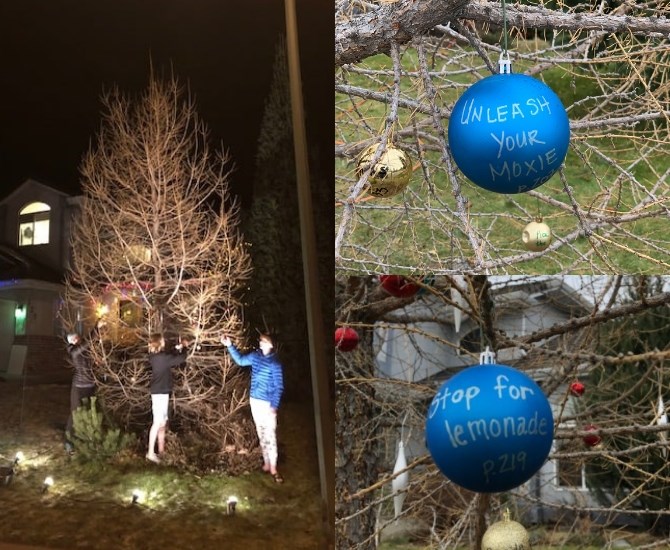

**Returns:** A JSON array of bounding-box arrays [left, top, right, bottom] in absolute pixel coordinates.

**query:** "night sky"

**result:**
[[0, 0, 332, 206]]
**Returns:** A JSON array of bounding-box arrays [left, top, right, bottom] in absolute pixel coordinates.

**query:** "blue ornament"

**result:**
[[425, 363, 554, 493], [448, 74, 570, 194]]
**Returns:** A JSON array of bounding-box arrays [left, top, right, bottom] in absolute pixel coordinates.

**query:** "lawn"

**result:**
[[378, 527, 660, 549], [335, 42, 670, 274], [0, 381, 326, 550]]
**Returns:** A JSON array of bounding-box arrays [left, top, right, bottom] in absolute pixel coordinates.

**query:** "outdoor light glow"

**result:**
[[42, 476, 54, 493], [14, 451, 24, 465], [131, 488, 143, 504], [96, 303, 110, 317], [226, 495, 238, 515]]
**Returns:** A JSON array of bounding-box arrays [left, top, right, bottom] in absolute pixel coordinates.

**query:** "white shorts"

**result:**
[[151, 393, 169, 425]]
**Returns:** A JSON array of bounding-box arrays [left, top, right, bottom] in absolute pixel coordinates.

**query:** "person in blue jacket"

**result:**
[[221, 333, 285, 483]]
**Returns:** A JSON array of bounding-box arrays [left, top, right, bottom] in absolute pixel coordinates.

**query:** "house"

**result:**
[[0, 178, 80, 382], [374, 277, 613, 524]]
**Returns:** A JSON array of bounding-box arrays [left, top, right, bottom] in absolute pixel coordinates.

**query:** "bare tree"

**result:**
[[336, 274, 670, 549], [63, 72, 256, 470], [335, 0, 670, 273]]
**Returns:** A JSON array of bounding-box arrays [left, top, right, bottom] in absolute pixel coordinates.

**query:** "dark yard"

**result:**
[[0, 379, 326, 549]]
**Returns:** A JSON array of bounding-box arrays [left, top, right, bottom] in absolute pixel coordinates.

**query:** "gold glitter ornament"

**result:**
[[356, 143, 412, 198], [481, 511, 531, 550], [522, 218, 552, 252]]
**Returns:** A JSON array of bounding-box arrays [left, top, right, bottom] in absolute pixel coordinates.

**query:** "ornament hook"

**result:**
[[498, 51, 512, 74], [480, 346, 496, 364]]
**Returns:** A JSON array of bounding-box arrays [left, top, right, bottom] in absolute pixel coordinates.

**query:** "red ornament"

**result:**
[[379, 275, 420, 298], [582, 425, 601, 447], [335, 327, 359, 352], [570, 381, 585, 397]]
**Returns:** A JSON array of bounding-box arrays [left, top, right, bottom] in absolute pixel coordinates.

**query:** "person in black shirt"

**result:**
[[146, 333, 190, 463], [65, 319, 105, 452]]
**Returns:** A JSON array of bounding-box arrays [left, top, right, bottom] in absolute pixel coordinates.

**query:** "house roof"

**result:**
[[0, 244, 63, 284], [492, 278, 593, 317], [383, 276, 594, 325], [0, 178, 73, 204]]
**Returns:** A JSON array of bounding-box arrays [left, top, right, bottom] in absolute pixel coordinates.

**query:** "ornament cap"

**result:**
[[498, 51, 512, 74], [480, 346, 496, 364]]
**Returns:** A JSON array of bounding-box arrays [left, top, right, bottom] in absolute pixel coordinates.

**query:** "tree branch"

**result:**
[[336, 0, 670, 66]]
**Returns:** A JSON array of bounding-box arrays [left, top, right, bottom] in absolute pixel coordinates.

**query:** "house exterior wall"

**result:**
[[0, 284, 68, 379], [0, 180, 74, 379], [0, 180, 70, 273], [12, 334, 69, 383], [0, 299, 15, 375], [375, 299, 573, 383]]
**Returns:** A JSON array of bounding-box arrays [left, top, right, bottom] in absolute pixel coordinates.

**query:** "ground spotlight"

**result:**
[[13, 451, 24, 466], [131, 488, 143, 505], [227, 495, 238, 515], [42, 476, 54, 493]]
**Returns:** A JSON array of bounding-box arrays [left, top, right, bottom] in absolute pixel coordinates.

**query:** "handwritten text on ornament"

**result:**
[[459, 96, 553, 125]]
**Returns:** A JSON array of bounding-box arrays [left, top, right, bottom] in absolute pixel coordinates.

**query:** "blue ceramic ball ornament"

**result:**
[[425, 363, 554, 493], [448, 73, 570, 194]]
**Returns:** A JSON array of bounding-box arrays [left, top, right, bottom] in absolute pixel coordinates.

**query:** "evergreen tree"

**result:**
[[245, 36, 307, 393]]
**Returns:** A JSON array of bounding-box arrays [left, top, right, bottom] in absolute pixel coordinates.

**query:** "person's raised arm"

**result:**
[[220, 335, 253, 366]]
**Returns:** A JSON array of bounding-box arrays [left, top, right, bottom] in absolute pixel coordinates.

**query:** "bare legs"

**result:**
[[148, 394, 169, 463], [147, 421, 165, 462]]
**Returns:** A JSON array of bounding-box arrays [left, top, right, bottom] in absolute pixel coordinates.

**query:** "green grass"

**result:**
[[336, 45, 670, 273], [0, 383, 325, 550]]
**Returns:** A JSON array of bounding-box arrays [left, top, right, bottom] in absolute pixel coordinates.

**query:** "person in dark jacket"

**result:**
[[65, 319, 105, 451], [146, 333, 190, 463], [221, 333, 285, 483]]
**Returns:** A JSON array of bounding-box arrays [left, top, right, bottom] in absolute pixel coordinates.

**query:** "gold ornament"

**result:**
[[522, 218, 552, 252], [356, 143, 412, 198], [481, 511, 531, 550]]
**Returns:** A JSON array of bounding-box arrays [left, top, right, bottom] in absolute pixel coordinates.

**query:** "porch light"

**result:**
[[14, 304, 26, 320]]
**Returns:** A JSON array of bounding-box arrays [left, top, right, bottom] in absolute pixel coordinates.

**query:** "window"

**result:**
[[119, 300, 144, 328], [554, 422, 587, 490], [18, 202, 51, 246]]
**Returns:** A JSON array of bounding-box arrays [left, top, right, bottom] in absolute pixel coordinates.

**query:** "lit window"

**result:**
[[119, 300, 143, 328], [18, 202, 51, 246]]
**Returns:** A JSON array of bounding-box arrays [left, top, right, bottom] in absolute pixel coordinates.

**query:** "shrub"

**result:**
[[71, 396, 136, 462]]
